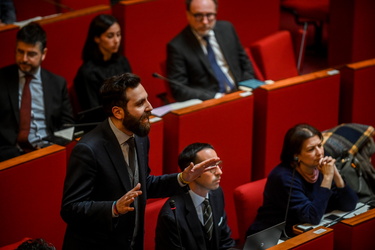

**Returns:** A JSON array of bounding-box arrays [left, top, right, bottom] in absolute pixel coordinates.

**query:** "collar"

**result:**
[[191, 28, 215, 42], [189, 189, 209, 209], [108, 117, 133, 145], [18, 66, 41, 81]]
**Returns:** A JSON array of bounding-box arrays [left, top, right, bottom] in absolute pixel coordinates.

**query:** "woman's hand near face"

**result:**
[[318, 156, 335, 189]]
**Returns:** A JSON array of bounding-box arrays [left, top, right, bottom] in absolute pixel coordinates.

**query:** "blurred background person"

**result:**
[[247, 123, 358, 238], [74, 14, 132, 112], [0, 22, 73, 161], [0, 0, 16, 26], [166, 0, 255, 101], [16, 238, 55, 250]]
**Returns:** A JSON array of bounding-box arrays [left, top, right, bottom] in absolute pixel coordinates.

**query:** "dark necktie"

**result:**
[[17, 74, 34, 152], [203, 35, 234, 93], [127, 137, 136, 176], [203, 198, 213, 240]]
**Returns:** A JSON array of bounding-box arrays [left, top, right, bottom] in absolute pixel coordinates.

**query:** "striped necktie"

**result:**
[[203, 35, 234, 93], [17, 74, 35, 152], [203, 198, 213, 240]]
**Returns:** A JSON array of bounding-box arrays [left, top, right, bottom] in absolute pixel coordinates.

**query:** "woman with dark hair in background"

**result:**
[[247, 123, 358, 238], [74, 14, 132, 111]]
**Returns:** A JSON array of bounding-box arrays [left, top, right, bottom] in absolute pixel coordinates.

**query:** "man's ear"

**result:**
[[41, 47, 47, 61], [112, 106, 124, 120]]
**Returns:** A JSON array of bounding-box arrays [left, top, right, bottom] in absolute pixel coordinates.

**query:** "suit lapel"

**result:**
[[8, 66, 21, 124], [209, 191, 221, 249], [102, 120, 133, 191], [41, 69, 52, 130], [185, 27, 216, 78], [184, 194, 206, 250], [213, 22, 231, 70], [134, 135, 147, 203]]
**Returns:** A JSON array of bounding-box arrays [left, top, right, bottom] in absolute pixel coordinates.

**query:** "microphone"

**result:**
[[43, 0, 74, 11], [152, 73, 178, 105], [282, 168, 297, 239], [63, 122, 101, 128], [323, 200, 373, 227], [169, 200, 184, 250], [152, 72, 182, 86]]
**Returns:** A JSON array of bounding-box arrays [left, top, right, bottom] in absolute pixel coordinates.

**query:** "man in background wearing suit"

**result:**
[[167, 0, 255, 102], [61, 73, 221, 250], [155, 143, 235, 250], [0, 22, 73, 161]]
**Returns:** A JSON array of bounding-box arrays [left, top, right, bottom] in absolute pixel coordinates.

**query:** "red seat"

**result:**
[[250, 30, 298, 81], [244, 47, 265, 81], [144, 198, 168, 250], [233, 178, 267, 246], [281, 0, 330, 71]]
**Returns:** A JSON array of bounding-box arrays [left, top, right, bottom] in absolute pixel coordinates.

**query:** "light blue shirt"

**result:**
[[18, 67, 47, 148], [189, 190, 209, 225]]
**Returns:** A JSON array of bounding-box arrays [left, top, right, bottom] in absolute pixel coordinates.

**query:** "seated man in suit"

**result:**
[[155, 142, 235, 250], [167, 0, 255, 102], [0, 22, 74, 161]]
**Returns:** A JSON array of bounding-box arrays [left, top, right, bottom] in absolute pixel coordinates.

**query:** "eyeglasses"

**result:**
[[208, 160, 223, 173], [190, 12, 217, 22]]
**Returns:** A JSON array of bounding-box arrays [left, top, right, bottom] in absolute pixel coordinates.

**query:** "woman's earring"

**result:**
[[294, 156, 299, 162]]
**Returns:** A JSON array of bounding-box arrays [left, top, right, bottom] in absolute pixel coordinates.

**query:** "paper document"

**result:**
[[297, 202, 370, 229], [151, 99, 202, 117], [54, 127, 75, 141]]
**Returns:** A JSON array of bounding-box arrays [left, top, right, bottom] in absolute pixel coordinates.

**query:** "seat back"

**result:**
[[250, 30, 298, 81], [144, 198, 168, 250], [244, 47, 265, 81], [233, 178, 267, 246]]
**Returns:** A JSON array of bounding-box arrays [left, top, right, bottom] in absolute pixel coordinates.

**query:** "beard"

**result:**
[[122, 109, 151, 137]]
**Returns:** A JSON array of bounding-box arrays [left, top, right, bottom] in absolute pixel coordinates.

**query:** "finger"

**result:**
[[193, 157, 220, 170], [185, 162, 194, 172], [131, 183, 141, 191]]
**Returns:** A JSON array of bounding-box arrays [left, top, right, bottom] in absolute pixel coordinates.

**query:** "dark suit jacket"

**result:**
[[0, 64, 74, 160], [167, 20, 255, 102], [61, 119, 181, 250], [155, 187, 235, 250]]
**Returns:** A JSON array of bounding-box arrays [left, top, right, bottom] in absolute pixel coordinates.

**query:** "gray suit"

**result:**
[[167, 20, 255, 101]]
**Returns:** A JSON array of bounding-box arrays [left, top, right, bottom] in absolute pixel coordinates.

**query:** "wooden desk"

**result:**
[[162, 91, 254, 238], [0, 145, 67, 249], [339, 58, 375, 127], [269, 227, 334, 250], [332, 209, 375, 250], [252, 69, 340, 180]]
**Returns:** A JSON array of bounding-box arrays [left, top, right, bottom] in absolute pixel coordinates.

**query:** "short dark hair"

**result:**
[[82, 14, 121, 62], [16, 238, 55, 250], [280, 124, 322, 166], [100, 73, 141, 117], [185, 0, 218, 11], [178, 143, 214, 171], [16, 22, 47, 51]]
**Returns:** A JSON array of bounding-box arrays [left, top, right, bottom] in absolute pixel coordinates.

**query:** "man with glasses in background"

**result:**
[[155, 142, 236, 250], [166, 0, 255, 102]]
